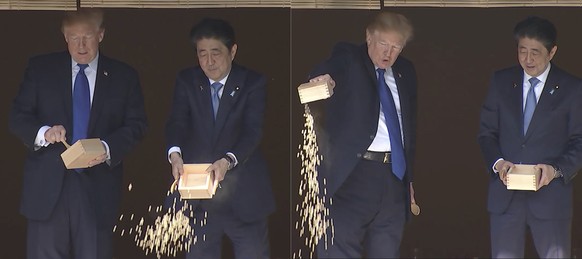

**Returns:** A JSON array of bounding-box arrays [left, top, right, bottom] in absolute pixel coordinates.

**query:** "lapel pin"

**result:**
[[513, 82, 517, 88], [397, 73, 402, 78], [104, 71, 108, 76], [550, 85, 559, 95], [230, 86, 240, 97], [199, 85, 203, 91]]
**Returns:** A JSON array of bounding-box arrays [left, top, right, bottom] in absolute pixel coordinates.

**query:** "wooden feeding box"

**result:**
[[61, 138, 106, 169], [178, 163, 218, 199], [506, 164, 540, 191], [298, 80, 334, 104]]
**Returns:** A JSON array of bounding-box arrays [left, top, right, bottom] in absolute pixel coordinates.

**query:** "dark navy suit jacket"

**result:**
[[478, 64, 582, 219], [9, 51, 148, 227], [309, 42, 418, 208], [165, 63, 275, 223]]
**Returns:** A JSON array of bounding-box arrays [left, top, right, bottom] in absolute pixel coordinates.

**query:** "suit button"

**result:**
[[356, 153, 362, 158]]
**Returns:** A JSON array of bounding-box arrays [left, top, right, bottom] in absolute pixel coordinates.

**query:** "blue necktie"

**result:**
[[523, 77, 540, 135], [73, 64, 90, 143], [376, 68, 406, 180], [211, 82, 223, 119]]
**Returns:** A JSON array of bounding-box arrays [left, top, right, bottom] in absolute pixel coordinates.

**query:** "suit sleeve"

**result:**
[[309, 42, 353, 83], [9, 58, 46, 151], [102, 68, 147, 167], [553, 82, 582, 183], [478, 74, 503, 175], [228, 74, 267, 165]]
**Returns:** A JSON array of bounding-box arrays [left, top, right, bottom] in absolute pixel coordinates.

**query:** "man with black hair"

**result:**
[[478, 16, 582, 258], [165, 18, 274, 259]]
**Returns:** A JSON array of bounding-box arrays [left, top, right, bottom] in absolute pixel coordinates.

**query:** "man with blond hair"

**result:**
[[308, 11, 418, 258], [10, 8, 147, 258]]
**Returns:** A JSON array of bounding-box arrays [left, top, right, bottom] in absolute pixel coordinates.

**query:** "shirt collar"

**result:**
[[374, 66, 393, 77], [524, 63, 551, 85], [71, 52, 99, 72], [209, 73, 229, 86]]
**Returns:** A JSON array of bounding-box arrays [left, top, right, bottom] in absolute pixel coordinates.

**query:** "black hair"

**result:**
[[514, 16, 557, 52], [189, 18, 236, 51]]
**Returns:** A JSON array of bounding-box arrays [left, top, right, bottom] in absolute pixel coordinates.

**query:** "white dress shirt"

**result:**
[[368, 67, 405, 152]]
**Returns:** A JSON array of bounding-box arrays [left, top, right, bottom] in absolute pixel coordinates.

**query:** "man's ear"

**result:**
[[98, 28, 105, 43], [230, 44, 238, 60], [548, 45, 557, 61]]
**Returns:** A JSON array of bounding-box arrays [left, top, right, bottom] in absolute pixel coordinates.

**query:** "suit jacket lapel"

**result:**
[[525, 65, 559, 139], [88, 55, 110, 137], [508, 68, 525, 137], [59, 53, 74, 134], [360, 44, 381, 121], [361, 45, 379, 94], [392, 63, 409, 131], [188, 71, 214, 140], [213, 66, 244, 143]]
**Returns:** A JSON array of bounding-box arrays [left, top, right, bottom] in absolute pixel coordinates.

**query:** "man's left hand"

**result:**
[[87, 153, 107, 167], [536, 164, 558, 190], [410, 182, 416, 204], [206, 158, 230, 183]]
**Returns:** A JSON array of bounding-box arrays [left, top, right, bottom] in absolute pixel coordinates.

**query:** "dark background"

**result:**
[[290, 7, 582, 259], [2, 6, 582, 259], [0, 8, 291, 259]]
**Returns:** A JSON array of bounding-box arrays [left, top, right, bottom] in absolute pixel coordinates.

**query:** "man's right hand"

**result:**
[[169, 152, 184, 181], [495, 159, 515, 186], [44, 125, 67, 144], [309, 74, 336, 88]]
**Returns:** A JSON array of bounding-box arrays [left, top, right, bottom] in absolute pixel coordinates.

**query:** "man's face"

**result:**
[[63, 22, 104, 64], [196, 38, 237, 81], [517, 37, 557, 77], [366, 29, 405, 69]]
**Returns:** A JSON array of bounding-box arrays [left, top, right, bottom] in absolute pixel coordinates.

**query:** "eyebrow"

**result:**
[[198, 47, 222, 52]]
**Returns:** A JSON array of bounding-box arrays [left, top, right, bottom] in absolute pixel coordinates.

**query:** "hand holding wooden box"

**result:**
[[506, 164, 541, 191], [61, 138, 106, 169], [298, 79, 334, 104], [178, 163, 218, 199]]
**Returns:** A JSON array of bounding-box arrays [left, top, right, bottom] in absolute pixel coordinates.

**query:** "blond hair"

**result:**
[[61, 8, 104, 32], [366, 11, 413, 43]]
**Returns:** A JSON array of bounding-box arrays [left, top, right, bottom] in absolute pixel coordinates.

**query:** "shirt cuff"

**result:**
[[100, 140, 111, 161], [492, 158, 504, 174], [34, 126, 51, 149], [226, 152, 238, 167], [168, 146, 182, 163]]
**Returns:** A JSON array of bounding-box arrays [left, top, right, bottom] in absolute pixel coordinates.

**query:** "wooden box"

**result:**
[[507, 164, 540, 191], [178, 163, 218, 199], [298, 80, 334, 104], [61, 138, 106, 169]]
